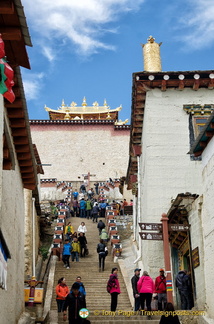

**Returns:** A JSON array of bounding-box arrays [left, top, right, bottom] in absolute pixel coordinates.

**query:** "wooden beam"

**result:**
[[24, 183, 36, 190], [193, 80, 200, 90], [199, 141, 207, 148], [0, 0, 14, 14], [23, 178, 36, 183], [3, 160, 12, 170], [5, 99, 23, 108], [21, 173, 35, 179], [132, 127, 142, 133], [14, 145, 30, 153], [17, 152, 31, 160], [178, 80, 184, 90], [18, 160, 33, 167], [12, 87, 21, 97], [194, 151, 202, 157], [20, 166, 34, 173], [205, 131, 214, 137], [7, 108, 25, 119], [3, 147, 9, 159], [133, 121, 143, 127], [161, 80, 166, 91], [133, 108, 144, 114], [10, 119, 26, 128], [13, 137, 29, 145], [132, 145, 141, 156], [11, 128, 28, 137], [0, 27, 22, 41], [208, 79, 214, 89]]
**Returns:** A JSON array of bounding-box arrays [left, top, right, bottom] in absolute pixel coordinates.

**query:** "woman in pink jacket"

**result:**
[[137, 271, 155, 319], [108, 267, 121, 311]]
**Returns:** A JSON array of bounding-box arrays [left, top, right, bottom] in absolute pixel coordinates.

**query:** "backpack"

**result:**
[[107, 279, 113, 293], [107, 276, 115, 293]]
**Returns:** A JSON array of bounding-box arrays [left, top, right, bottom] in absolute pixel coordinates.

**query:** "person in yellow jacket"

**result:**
[[65, 222, 74, 240], [71, 238, 81, 262]]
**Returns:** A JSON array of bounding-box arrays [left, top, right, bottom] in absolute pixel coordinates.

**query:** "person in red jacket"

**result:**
[[137, 271, 155, 320], [155, 268, 167, 310], [55, 277, 69, 313], [108, 267, 121, 311]]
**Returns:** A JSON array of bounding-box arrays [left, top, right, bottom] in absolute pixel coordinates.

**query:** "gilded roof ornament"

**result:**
[[44, 98, 124, 122], [141, 35, 162, 72], [115, 119, 129, 125], [71, 101, 77, 107], [104, 99, 108, 107], [82, 97, 87, 107], [106, 111, 111, 119], [93, 101, 99, 107], [148, 35, 155, 43], [64, 112, 70, 120]]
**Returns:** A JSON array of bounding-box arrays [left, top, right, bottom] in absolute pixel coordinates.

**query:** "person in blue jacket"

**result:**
[[62, 239, 72, 269], [79, 198, 86, 218], [73, 276, 87, 304]]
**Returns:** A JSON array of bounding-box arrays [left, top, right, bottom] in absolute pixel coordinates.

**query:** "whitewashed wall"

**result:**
[[24, 189, 40, 278], [0, 167, 25, 324], [188, 196, 206, 310], [138, 88, 214, 278], [200, 136, 214, 321], [30, 124, 130, 183]]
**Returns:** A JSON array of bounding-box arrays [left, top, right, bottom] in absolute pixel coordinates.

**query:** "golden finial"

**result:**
[[141, 35, 162, 72], [148, 35, 155, 43], [61, 99, 65, 107], [82, 97, 87, 107], [104, 99, 108, 107]]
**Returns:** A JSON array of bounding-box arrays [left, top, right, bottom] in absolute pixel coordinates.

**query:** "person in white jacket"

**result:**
[[77, 222, 87, 233]]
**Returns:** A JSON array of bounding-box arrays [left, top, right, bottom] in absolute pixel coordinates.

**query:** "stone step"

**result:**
[[50, 216, 132, 323], [57, 314, 160, 324]]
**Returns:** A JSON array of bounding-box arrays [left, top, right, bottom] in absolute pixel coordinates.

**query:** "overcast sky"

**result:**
[[21, 0, 214, 122]]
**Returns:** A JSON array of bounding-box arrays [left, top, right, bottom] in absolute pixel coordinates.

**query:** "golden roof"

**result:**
[[45, 97, 122, 117]]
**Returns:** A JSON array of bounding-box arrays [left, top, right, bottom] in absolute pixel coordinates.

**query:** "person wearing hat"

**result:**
[[131, 268, 141, 311], [155, 268, 167, 310]]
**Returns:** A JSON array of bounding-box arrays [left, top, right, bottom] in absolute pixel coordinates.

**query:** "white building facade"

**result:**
[[127, 65, 214, 322]]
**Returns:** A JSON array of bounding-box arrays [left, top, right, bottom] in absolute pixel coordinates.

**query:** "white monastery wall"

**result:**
[[30, 124, 130, 183], [41, 186, 67, 201], [200, 136, 214, 320], [24, 189, 40, 278], [139, 88, 214, 276], [0, 167, 25, 323], [188, 196, 206, 309]]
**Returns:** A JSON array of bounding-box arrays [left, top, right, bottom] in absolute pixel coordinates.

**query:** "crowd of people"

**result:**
[[130, 267, 192, 321], [54, 185, 192, 323]]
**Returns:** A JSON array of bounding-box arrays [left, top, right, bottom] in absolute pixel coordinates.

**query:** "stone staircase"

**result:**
[[50, 216, 159, 323]]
